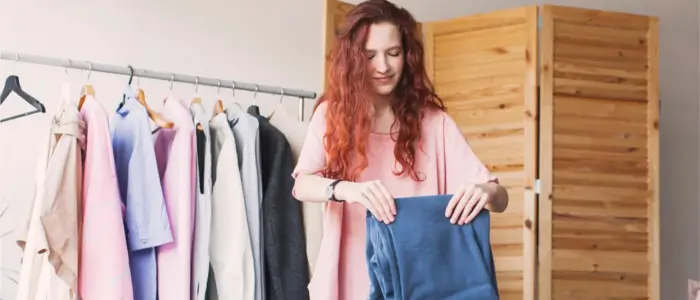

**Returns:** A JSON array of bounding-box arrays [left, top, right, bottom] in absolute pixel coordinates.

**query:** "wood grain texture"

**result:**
[[322, 0, 355, 92], [424, 7, 539, 300], [539, 5, 659, 300]]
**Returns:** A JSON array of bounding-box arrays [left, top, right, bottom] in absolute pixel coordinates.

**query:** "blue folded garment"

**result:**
[[365, 194, 499, 300]]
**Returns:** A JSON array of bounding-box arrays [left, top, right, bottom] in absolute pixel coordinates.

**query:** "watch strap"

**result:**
[[328, 179, 343, 202]]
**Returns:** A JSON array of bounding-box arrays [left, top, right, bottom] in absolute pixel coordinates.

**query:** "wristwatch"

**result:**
[[326, 179, 344, 202]]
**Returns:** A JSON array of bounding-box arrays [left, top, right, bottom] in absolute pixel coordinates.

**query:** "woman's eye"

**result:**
[[367, 51, 399, 59]]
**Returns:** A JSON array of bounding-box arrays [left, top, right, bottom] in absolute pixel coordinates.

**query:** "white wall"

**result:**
[[0, 0, 696, 299]]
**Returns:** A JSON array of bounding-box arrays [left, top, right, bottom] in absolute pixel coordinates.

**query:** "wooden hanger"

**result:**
[[191, 77, 204, 130], [211, 77, 224, 118], [78, 84, 94, 111], [137, 88, 174, 129], [123, 66, 172, 130], [213, 99, 224, 118], [192, 97, 204, 130], [77, 62, 96, 111]]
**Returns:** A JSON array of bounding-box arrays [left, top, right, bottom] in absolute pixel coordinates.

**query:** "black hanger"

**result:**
[[247, 104, 261, 117], [0, 74, 46, 123], [247, 85, 261, 117], [118, 65, 135, 109], [127, 65, 134, 84]]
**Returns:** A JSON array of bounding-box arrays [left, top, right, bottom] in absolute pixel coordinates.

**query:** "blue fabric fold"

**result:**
[[365, 194, 499, 300]]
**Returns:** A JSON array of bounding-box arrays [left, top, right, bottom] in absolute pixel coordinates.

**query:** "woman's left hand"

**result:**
[[445, 183, 494, 225]]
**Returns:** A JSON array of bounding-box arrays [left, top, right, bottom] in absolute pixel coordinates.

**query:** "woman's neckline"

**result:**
[[370, 131, 398, 138]]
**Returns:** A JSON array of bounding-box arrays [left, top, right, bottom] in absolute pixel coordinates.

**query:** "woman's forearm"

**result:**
[[293, 173, 337, 203]]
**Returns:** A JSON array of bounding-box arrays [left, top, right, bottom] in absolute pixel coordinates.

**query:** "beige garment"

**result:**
[[268, 105, 323, 275], [16, 101, 84, 300]]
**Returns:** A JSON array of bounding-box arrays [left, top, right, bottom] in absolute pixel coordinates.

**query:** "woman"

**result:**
[[292, 0, 509, 298]]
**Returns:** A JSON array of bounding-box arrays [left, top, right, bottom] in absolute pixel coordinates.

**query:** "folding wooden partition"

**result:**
[[323, 2, 660, 299], [538, 5, 659, 300]]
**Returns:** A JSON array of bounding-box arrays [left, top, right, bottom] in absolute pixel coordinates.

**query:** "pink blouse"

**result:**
[[153, 97, 197, 300], [79, 97, 133, 299], [292, 103, 497, 300]]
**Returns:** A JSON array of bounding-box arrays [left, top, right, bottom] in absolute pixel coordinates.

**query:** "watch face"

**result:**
[[326, 185, 334, 200]]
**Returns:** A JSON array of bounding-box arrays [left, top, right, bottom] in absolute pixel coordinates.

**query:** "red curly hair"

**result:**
[[315, 0, 446, 182]]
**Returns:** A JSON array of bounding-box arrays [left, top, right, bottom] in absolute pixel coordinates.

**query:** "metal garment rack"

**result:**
[[0, 51, 315, 121]]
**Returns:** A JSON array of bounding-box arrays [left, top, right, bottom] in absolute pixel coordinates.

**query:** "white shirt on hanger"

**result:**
[[190, 101, 213, 300], [225, 104, 263, 300], [208, 112, 255, 300]]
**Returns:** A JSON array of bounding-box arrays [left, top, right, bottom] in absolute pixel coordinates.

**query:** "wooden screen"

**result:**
[[538, 5, 660, 300], [423, 7, 539, 300], [323, 0, 356, 92]]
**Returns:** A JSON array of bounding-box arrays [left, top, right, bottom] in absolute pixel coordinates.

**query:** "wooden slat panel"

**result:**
[[539, 5, 660, 300], [553, 22, 648, 49], [323, 0, 356, 92], [550, 6, 649, 104], [549, 5, 650, 31], [425, 6, 539, 300], [429, 7, 529, 36]]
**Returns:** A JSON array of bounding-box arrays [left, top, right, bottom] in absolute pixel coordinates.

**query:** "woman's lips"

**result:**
[[373, 75, 393, 83]]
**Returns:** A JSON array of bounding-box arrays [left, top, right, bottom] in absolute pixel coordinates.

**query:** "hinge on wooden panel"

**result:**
[[534, 179, 541, 195], [537, 15, 542, 29]]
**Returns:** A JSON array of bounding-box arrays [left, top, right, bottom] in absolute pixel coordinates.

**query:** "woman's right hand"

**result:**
[[337, 180, 396, 223]]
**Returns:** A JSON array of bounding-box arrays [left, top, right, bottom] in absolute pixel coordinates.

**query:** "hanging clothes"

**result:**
[[153, 97, 197, 300], [268, 105, 323, 275], [226, 104, 264, 300], [111, 87, 173, 300], [189, 101, 212, 300], [208, 112, 255, 300], [248, 106, 310, 300], [79, 95, 133, 299], [365, 195, 499, 300], [16, 98, 83, 300]]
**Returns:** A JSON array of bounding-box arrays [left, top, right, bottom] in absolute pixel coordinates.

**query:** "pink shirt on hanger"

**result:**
[[153, 97, 197, 300], [292, 103, 497, 300], [79, 97, 133, 299]]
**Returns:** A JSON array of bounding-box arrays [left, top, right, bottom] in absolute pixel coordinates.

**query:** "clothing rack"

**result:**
[[0, 51, 315, 121]]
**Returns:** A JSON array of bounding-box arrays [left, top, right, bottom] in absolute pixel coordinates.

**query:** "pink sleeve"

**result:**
[[292, 102, 329, 179], [442, 113, 498, 193]]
